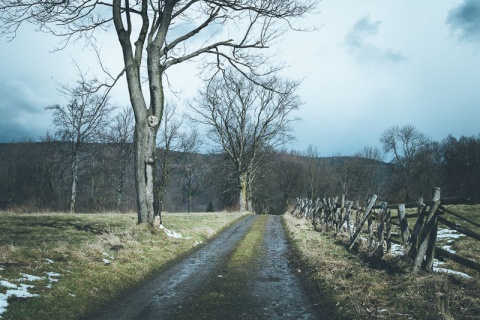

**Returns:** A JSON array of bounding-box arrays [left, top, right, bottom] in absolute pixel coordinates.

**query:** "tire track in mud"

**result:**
[[89, 215, 326, 319]]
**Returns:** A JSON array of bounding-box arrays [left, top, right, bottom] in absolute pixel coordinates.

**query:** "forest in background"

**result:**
[[1, 130, 479, 214]]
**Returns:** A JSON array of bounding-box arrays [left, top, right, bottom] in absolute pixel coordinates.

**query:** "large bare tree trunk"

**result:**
[[239, 172, 248, 211], [134, 116, 160, 224]]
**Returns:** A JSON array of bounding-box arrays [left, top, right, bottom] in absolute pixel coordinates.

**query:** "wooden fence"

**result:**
[[290, 188, 480, 274]]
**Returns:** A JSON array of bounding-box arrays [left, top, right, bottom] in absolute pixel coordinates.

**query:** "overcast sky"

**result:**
[[1, 0, 480, 157]]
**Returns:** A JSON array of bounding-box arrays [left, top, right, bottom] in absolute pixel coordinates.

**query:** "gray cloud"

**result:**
[[0, 81, 52, 142], [446, 0, 480, 44], [345, 17, 407, 63]]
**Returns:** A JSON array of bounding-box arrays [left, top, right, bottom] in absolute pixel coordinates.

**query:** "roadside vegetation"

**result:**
[[283, 212, 480, 319], [0, 211, 247, 319]]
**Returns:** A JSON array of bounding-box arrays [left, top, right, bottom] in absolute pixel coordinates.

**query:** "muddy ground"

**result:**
[[87, 215, 336, 320]]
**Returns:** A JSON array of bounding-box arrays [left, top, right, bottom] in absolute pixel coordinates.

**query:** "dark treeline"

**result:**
[[1, 131, 479, 213]]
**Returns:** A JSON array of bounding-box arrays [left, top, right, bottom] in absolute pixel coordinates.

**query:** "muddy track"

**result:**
[[88, 215, 327, 319]]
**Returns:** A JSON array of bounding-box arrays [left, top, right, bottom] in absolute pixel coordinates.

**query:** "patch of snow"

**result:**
[[46, 272, 61, 278], [8, 284, 37, 298], [0, 293, 8, 318], [194, 241, 203, 246], [18, 273, 44, 282], [0, 281, 39, 318], [102, 252, 114, 263], [389, 243, 404, 256], [46, 272, 61, 283], [437, 228, 464, 240], [159, 224, 192, 239], [0, 280, 17, 289], [442, 245, 456, 254], [433, 260, 445, 267], [68, 293, 76, 297], [434, 267, 472, 279]]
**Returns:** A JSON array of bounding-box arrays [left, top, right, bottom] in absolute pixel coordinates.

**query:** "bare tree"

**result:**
[[46, 77, 114, 213], [155, 102, 200, 223], [380, 124, 429, 202], [108, 106, 135, 211], [180, 155, 204, 213], [304, 145, 320, 199], [342, 146, 385, 199], [191, 70, 301, 211], [0, 0, 316, 223]]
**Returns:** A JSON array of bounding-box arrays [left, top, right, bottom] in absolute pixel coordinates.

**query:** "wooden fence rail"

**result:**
[[291, 187, 480, 274]]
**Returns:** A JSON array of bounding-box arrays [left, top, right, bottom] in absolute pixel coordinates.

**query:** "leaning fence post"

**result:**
[[409, 197, 426, 258], [424, 212, 439, 272], [375, 204, 386, 257], [412, 187, 441, 274], [397, 203, 410, 254], [348, 194, 378, 250], [386, 208, 392, 253]]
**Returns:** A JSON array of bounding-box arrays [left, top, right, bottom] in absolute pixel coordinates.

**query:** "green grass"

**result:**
[[283, 212, 480, 319], [227, 214, 268, 270], [0, 211, 248, 320]]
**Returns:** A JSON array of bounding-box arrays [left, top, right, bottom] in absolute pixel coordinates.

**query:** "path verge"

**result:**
[[283, 212, 480, 319]]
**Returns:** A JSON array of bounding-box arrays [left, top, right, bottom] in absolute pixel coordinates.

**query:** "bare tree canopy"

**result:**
[[0, 0, 316, 223], [380, 124, 430, 202], [191, 69, 301, 211], [46, 76, 114, 213], [155, 101, 200, 222]]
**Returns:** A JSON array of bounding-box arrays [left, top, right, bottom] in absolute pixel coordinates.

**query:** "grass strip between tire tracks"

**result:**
[[167, 214, 269, 320], [227, 214, 269, 271]]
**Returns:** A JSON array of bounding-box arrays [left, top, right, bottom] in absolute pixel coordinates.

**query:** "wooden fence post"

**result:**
[[386, 208, 392, 253], [348, 194, 378, 250], [412, 188, 441, 274], [355, 200, 361, 231], [397, 203, 410, 254], [368, 212, 375, 248], [338, 194, 345, 232], [375, 203, 387, 257], [424, 212, 439, 272], [409, 197, 426, 258]]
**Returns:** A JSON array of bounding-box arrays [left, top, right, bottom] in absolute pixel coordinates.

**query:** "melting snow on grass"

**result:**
[[0, 279, 39, 318], [102, 252, 115, 265], [0, 260, 64, 318], [159, 224, 191, 239], [388, 228, 471, 278], [437, 228, 464, 240], [434, 267, 472, 279]]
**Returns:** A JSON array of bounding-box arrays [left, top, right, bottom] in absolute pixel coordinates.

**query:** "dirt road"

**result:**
[[88, 215, 330, 319]]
